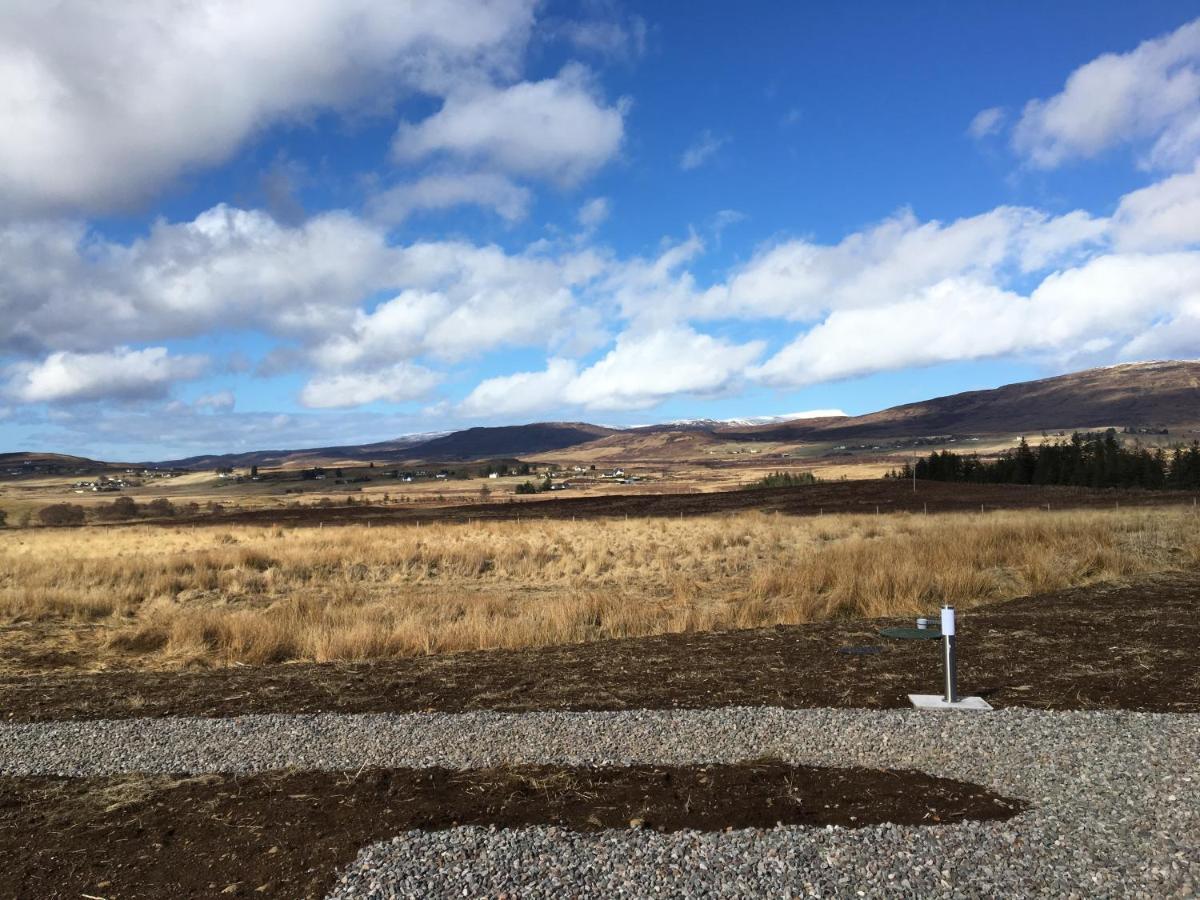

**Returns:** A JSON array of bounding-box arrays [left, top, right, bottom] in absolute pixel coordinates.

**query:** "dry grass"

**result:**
[[1, 507, 1197, 670]]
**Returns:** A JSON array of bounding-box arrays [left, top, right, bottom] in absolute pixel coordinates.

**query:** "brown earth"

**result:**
[[0, 762, 1023, 900], [147, 480, 1200, 529], [4, 571, 1197, 722]]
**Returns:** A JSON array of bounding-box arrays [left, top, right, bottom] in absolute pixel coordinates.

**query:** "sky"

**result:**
[[3, 1, 1200, 461]]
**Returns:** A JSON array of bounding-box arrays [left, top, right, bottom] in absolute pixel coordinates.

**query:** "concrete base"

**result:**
[[908, 694, 993, 711]]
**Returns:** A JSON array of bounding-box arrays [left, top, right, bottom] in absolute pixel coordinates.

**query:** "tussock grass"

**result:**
[[1, 508, 1197, 669]]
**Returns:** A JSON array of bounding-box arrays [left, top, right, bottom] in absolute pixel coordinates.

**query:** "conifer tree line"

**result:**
[[887, 430, 1200, 490], [746, 470, 819, 489]]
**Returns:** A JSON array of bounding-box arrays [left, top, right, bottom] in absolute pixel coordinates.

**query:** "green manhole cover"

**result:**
[[879, 627, 943, 641]]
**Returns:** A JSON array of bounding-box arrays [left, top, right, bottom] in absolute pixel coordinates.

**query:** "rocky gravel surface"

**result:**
[[1, 707, 1196, 897]]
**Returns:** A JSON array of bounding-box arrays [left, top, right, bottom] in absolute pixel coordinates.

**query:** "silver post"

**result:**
[[941, 605, 958, 704]]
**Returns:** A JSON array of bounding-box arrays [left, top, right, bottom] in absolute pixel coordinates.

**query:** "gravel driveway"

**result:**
[[1, 707, 1195, 898]]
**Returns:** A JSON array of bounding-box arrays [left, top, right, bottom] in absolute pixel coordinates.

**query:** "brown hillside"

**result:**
[[810, 361, 1200, 439]]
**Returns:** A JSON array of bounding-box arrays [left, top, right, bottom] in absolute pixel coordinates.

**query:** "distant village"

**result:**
[[73, 469, 181, 492]]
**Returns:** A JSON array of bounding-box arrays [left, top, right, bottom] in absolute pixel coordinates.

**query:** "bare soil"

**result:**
[[0, 762, 1023, 900], [3, 572, 1197, 722]]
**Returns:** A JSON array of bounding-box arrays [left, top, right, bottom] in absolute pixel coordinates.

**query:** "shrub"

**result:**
[[97, 496, 139, 521], [146, 498, 176, 517], [38, 503, 86, 526]]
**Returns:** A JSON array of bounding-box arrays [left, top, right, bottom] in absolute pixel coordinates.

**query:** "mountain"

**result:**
[[804, 361, 1200, 440], [156, 433, 447, 470], [663, 410, 848, 429], [534, 361, 1200, 458], [155, 423, 619, 468], [0, 451, 123, 473], [403, 423, 620, 460], [12, 361, 1200, 470]]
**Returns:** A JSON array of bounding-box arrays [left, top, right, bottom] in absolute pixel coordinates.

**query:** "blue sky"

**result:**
[[3, 1, 1200, 460]]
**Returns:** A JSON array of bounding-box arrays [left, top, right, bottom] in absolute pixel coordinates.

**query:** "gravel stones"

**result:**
[[1, 707, 1195, 897]]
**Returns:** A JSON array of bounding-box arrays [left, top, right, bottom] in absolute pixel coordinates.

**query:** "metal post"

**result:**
[[941, 605, 958, 704]]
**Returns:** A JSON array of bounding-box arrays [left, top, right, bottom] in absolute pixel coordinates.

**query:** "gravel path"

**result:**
[[2, 708, 1196, 897]]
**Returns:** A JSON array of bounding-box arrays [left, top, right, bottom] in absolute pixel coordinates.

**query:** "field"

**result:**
[[3, 503, 1197, 674], [3, 488, 1199, 898]]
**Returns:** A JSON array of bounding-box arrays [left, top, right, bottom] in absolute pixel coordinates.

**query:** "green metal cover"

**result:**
[[879, 626, 943, 641]]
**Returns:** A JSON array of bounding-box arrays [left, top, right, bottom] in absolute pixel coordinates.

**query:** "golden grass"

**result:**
[[1, 507, 1197, 670]]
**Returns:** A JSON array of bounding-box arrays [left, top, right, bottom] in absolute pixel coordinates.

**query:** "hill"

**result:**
[[405, 423, 619, 460], [9, 361, 1200, 470], [528, 361, 1200, 459], [808, 360, 1200, 440], [156, 434, 446, 470], [0, 452, 134, 478]]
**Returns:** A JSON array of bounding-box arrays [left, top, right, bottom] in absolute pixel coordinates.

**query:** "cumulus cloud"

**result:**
[[460, 327, 764, 415], [680, 130, 728, 170], [566, 327, 763, 409], [6, 347, 207, 403], [0, 204, 610, 365], [1112, 162, 1200, 250], [458, 358, 578, 417], [4, 165, 1200, 420], [392, 64, 627, 185], [308, 241, 604, 368], [369, 172, 532, 223], [1011, 18, 1200, 170], [696, 206, 1109, 322], [300, 362, 441, 409], [0, 205, 396, 354], [753, 253, 1200, 386], [0, 0, 537, 216]]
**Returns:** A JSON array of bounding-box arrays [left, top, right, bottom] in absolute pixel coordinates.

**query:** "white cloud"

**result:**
[[711, 209, 747, 235], [1016, 209, 1111, 271], [300, 362, 441, 409], [0, 0, 538, 216], [577, 197, 611, 228], [967, 106, 1005, 139], [0, 204, 612, 367], [554, 15, 647, 62], [753, 252, 1200, 387], [698, 206, 1108, 322], [461, 327, 764, 416], [0, 205, 396, 354], [458, 357, 578, 417], [680, 130, 728, 170], [565, 328, 763, 409], [194, 390, 236, 413], [1012, 18, 1200, 170], [6, 347, 207, 403], [1112, 162, 1200, 250], [370, 172, 532, 223], [6, 163, 1200, 421], [392, 64, 627, 185]]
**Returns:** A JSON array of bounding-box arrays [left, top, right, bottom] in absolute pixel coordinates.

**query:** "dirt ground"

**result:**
[[0, 570, 1191, 899], [0, 762, 1022, 900], [4, 571, 1197, 722], [170, 479, 1200, 528]]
